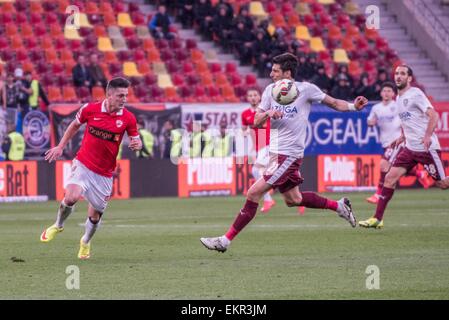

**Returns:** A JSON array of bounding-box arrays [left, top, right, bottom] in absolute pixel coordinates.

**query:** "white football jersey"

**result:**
[[259, 81, 325, 158], [396, 87, 440, 151], [367, 100, 402, 147]]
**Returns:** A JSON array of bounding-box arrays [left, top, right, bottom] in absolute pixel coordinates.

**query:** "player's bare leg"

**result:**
[[367, 159, 390, 204], [78, 204, 103, 259], [40, 184, 83, 242], [360, 166, 407, 228], [281, 187, 356, 227], [252, 165, 275, 213], [200, 178, 272, 252]]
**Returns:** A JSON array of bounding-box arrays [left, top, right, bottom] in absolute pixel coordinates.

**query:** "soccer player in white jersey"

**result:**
[[366, 82, 402, 204], [200, 53, 368, 252], [359, 65, 449, 229]]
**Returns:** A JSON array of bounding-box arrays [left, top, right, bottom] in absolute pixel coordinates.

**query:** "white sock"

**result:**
[[55, 200, 73, 228], [263, 192, 272, 202], [81, 217, 101, 244], [252, 165, 260, 180]]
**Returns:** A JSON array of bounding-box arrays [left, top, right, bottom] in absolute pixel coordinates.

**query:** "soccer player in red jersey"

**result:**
[[40, 77, 142, 259], [241, 88, 275, 212]]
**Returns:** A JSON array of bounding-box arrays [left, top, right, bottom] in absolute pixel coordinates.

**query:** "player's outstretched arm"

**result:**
[[322, 95, 368, 112], [44, 120, 82, 162]]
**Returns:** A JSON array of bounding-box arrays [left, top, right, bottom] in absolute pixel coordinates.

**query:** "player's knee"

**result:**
[[436, 181, 449, 190], [64, 195, 80, 206]]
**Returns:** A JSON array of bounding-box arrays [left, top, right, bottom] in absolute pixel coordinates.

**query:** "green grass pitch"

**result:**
[[1, 189, 449, 299]]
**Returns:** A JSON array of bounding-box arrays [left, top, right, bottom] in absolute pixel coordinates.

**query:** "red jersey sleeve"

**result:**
[[76, 103, 89, 124], [241, 111, 249, 126], [126, 112, 139, 139]]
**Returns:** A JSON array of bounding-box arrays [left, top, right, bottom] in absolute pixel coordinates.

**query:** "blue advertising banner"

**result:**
[[304, 103, 383, 155]]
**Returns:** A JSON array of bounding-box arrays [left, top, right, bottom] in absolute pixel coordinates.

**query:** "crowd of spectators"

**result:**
[[150, 0, 393, 101], [72, 53, 108, 93]]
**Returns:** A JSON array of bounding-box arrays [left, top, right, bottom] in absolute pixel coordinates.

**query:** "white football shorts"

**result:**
[[254, 146, 270, 167], [66, 159, 113, 212]]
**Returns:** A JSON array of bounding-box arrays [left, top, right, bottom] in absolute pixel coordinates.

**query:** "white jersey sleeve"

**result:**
[[367, 104, 378, 122], [413, 89, 433, 113], [305, 83, 326, 103], [259, 84, 273, 111]]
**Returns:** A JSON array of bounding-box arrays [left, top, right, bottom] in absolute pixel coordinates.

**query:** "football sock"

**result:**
[[225, 199, 259, 241], [376, 172, 387, 195], [55, 200, 73, 228], [82, 217, 101, 244], [299, 192, 338, 211], [374, 187, 395, 221]]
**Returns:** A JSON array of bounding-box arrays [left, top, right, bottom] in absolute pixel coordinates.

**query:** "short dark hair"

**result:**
[[381, 81, 396, 92], [246, 87, 260, 94], [397, 64, 413, 77], [107, 77, 130, 91], [272, 53, 298, 78]]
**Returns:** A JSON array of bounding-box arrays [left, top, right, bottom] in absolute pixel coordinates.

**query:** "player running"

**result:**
[[200, 53, 368, 252], [40, 77, 142, 259], [365, 82, 402, 204], [359, 65, 449, 229]]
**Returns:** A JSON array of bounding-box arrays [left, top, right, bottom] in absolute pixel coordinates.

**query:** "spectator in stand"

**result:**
[[72, 55, 92, 89], [4, 73, 18, 110], [331, 74, 353, 100], [230, 19, 254, 65], [149, 4, 175, 40], [193, 0, 214, 39], [295, 53, 316, 81], [0, 70, 5, 109], [311, 63, 332, 94], [373, 69, 389, 100], [88, 53, 108, 90], [177, 0, 194, 28], [251, 30, 272, 77], [336, 64, 354, 88], [27, 72, 50, 111], [216, 0, 234, 20], [237, 5, 254, 31], [15, 69, 32, 133], [212, 5, 233, 52], [354, 73, 376, 101]]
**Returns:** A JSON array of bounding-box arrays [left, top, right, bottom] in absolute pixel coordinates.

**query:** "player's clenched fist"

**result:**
[[354, 96, 369, 110], [128, 137, 142, 151]]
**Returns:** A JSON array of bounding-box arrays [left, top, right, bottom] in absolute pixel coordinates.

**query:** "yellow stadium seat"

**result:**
[[310, 37, 326, 52], [249, 1, 267, 18], [295, 3, 311, 15], [295, 26, 311, 41], [123, 62, 142, 77], [117, 13, 135, 28], [79, 13, 93, 28], [333, 49, 350, 64], [345, 2, 361, 15], [152, 62, 167, 75], [157, 74, 173, 88], [64, 26, 82, 40], [98, 37, 115, 52], [318, 0, 335, 4]]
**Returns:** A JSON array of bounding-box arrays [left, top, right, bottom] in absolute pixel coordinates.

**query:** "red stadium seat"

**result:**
[[144, 74, 157, 86], [62, 86, 78, 102], [245, 74, 257, 86]]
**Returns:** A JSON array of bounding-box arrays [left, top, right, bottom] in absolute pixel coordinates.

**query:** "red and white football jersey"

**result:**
[[241, 107, 270, 151], [75, 100, 139, 177]]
